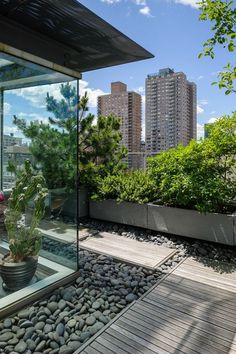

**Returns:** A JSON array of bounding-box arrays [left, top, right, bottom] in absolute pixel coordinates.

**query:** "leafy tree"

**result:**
[[13, 83, 127, 190], [198, 0, 236, 94], [92, 169, 158, 204], [148, 113, 236, 213]]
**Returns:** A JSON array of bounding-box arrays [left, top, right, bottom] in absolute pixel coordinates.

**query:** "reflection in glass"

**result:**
[[0, 51, 79, 308]]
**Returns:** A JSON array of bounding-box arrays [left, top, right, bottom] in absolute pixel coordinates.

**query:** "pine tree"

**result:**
[[13, 83, 127, 190]]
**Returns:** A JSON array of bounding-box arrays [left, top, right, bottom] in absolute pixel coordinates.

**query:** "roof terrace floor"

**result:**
[[76, 257, 236, 354]]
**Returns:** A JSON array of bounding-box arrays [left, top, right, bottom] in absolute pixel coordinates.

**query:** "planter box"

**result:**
[[30, 188, 89, 219], [148, 204, 236, 246], [89, 200, 148, 229], [62, 189, 88, 218]]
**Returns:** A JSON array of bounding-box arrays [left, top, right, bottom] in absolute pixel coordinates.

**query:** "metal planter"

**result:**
[[89, 200, 148, 229], [147, 204, 236, 246]]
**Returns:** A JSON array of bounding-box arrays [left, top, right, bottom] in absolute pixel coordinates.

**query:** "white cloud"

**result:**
[[210, 110, 216, 115], [79, 80, 107, 108], [197, 75, 204, 80], [139, 5, 151, 16], [133, 0, 146, 5], [197, 99, 208, 115], [199, 99, 208, 106], [175, 0, 198, 8], [197, 105, 204, 114], [197, 117, 219, 140], [9, 80, 106, 110], [134, 86, 145, 94], [4, 102, 11, 115], [4, 126, 19, 136], [10, 84, 63, 108], [17, 112, 49, 124], [208, 117, 218, 124], [197, 123, 204, 140], [101, 0, 120, 3]]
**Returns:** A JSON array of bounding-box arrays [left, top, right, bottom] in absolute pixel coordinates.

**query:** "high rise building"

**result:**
[[3, 133, 22, 147], [97, 82, 142, 169], [145, 68, 197, 156]]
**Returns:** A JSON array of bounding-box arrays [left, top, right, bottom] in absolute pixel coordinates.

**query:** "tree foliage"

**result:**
[[148, 113, 236, 213], [13, 83, 127, 190], [92, 170, 158, 204], [199, 0, 236, 94], [95, 114, 236, 213]]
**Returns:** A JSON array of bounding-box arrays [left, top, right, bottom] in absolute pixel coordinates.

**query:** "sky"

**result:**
[[79, 0, 235, 139], [2, 0, 236, 141]]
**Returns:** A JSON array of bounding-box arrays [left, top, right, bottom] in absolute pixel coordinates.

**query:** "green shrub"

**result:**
[[92, 170, 158, 204], [148, 114, 236, 213]]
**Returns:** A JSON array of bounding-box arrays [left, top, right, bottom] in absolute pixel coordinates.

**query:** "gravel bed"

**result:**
[[0, 247, 170, 354], [81, 217, 236, 264], [1, 217, 236, 354]]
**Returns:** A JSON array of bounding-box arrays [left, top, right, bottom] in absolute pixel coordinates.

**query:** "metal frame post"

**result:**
[[0, 89, 3, 190]]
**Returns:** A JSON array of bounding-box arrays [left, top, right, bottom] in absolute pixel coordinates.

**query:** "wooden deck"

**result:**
[[80, 231, 176, 269], [77, 257, 236, 354]]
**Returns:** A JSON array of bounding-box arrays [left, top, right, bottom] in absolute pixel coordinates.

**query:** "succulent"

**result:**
[[4, 160, 48, 262]]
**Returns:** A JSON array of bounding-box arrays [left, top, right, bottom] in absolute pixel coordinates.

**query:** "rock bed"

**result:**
[[0, 249, 166, 354], [81, 217, 236, 264], [1, 218, 236, 354]]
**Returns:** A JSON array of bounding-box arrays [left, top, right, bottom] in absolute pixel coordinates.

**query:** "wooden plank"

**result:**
[[123, 311, 225, 354], [102, 331, 144, 354], [151, 287, 236, 324], [80, 236, 176, 269], [83, 231, 173, 256], [81, 242, 157, 266], [116, 319, 197, 354], [165, 273, 236, 300], [143, 294, 236, 334], [83, 348, 102, 354], [184, 257, 236, 276], [178, 260, 236, 282], [80, 231, 175, 269], [132, 303, 236, 353], [151, 284, 236, 320], [91, 340, 116, 354], [147, 287, 236, 324], [141, 297, 236, 342], [174, 269, 236, 293], [107, 327, 157, 354], [158, 276, 236, 311], [79, 257, 236, 354], [112, 323, 168, 354], [96, 336, 129, 354]]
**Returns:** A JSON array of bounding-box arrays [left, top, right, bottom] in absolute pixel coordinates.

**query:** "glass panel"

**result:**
[[0, 51, 79, 310]]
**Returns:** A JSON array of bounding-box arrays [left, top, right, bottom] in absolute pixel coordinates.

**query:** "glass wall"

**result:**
[[0, 51, 79, 310]]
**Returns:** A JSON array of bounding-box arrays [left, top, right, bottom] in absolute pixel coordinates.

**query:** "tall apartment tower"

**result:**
[[97, 82, 142, 169], [145, 68, 197, 156]]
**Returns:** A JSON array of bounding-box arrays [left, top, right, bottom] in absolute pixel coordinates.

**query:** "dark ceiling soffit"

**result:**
[[0, 0, 154, 73]]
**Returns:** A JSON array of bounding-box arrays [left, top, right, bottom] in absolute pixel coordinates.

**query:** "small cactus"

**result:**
[[4, 160, 48, 262]]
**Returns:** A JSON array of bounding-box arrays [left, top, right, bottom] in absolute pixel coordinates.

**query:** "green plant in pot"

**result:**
[[0, 160, 48, 291]]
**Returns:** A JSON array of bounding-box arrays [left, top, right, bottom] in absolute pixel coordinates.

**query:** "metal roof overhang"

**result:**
[[0, 0, 154, 74]]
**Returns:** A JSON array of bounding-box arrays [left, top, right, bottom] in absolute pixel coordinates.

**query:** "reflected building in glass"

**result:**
[[0, 0, 153, 317]]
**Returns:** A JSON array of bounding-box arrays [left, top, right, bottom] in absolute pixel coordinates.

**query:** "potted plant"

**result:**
[[0, 160, 48, 291]]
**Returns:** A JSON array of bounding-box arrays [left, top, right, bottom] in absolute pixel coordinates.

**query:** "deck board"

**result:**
[[76, 257, 236, 354], [80, 231, 176, 269]]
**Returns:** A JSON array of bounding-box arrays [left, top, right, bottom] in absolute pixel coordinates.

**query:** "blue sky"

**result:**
[[3, 0, 235, 140], [79, 0, 235, 138]]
